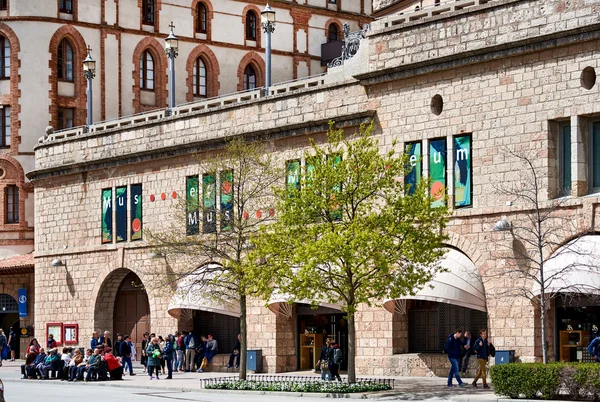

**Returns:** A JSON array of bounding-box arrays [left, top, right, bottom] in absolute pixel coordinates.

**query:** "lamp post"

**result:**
[[82, 46, 96, 128], [165, 21, 179, 112], [261, 3, 276, 92]]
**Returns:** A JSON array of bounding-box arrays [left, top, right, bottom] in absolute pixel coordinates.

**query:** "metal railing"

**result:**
[[199, 374, 395, 389]]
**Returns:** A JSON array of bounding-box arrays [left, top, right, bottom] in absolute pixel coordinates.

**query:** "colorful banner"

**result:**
[[404, 141, 422, 195], [286, 160, 301, 193], [115, 186, 127, 242], [220, 170, 233, 231], [186, 176, 200, 235], [453, 135, 472, 208], [203, 173, 216, 233], [101, 188, 113, 244], [429, 139, 446, 208], [130, 184, 143, 241]]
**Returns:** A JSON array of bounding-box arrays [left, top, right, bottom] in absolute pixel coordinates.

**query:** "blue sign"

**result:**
[[18, 288, 27, 318]]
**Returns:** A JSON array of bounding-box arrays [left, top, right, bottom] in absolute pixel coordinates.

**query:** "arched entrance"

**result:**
[[0, 294, 19, 356], [94, 269, 149, 357]]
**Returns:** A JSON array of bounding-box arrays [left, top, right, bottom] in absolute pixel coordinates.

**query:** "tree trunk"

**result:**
[[540, 295, 548, 364], [347, 313, 356, 383], [240, 293, 247, 380]]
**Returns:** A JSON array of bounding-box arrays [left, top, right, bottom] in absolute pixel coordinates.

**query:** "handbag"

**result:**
[[1, 345, 9, 361], [320, 359, 329, 370]]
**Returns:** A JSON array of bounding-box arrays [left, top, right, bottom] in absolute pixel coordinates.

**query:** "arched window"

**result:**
[[246, 11, 257, 40], [243, 65, 256, 90], [193, 57, 207, 97], [142, 0, 155, 25], [57, 38, 74, 82], [328, 24, 339, 43], [196, 2, 207, 33], [0, 36, 9, 79], [140, 50, 154, 90]]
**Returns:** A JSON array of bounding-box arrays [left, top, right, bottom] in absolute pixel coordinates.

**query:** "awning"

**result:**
[[167, 264, 240, 319], [532, 236, 600, 296], [268, 288, 343, 318], [383, 248, 487, 314]]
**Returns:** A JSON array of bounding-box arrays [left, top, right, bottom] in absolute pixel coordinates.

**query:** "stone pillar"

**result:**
[[571, 115, 587, 196]]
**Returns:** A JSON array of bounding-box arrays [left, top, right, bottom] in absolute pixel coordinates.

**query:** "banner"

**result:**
[[130, 184, 143, 241], [18, 288, 27, 318], [186, 176, 200, 235], [429, 139, 446, 208], [101, 188, 113, 244], [203, 173, 216, 233], [115, 186, 127, 242], [404, 141, 422, 195], [453, 135, 472, 208], [286, 160, 301, 193], [220, 170, 233, 231]]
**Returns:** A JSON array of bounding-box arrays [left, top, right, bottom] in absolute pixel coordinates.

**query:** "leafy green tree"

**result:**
[[251, 122, 450, 383], [147, 138, 282, 380]]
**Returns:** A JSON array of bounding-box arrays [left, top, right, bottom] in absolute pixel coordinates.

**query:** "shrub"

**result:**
[[490, 363, 600, 400], [204, 380, 391, 393]]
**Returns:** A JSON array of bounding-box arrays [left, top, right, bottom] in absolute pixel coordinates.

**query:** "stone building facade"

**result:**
[[30, 0, 600, 375]]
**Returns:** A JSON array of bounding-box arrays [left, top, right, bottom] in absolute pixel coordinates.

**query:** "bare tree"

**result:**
[[490, 150, 598, 363]]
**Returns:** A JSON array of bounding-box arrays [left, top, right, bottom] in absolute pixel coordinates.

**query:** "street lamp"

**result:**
[[261, 3, 276, 92], [165, 21, 179, 111], [82, 46, 96, 128]]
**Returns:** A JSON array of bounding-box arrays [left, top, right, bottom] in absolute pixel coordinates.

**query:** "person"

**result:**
[[21, 350, 39, 379], [46, 334, 57, 350], [26, 338, 40, 355], [227, 334, 241, 369], [71, 349, 91, 382], [38, 348, 60, 379], [327, 342, 342, 382], [27, 348, 46, 379], [184, 330, 198, 372], [8, 327, 16, 361], [83, 348, 102, 382], [103, 347, 123, 380], [586, 333, 600, 362], [445, 329, 467, 388], [141, 332, 149, 372], [317, 338, 331, 380], [175, 331, 185, 372], [99, 330, 112, 349], [158, 336, 166, 374], [196, 335, 208, 373], [163, 334, 174, 379], [90, 331, 100, 350], [472, 329, 492, 389], [66, 349, 83, 382], [60, 347, 72, 380], [146, 337, 162, 380], [113, 333, 123, 357], [0, 329, 6, 366], [460, 331, 473, 374], [120, 335, 135, 376], [205, 334, 218, 364]]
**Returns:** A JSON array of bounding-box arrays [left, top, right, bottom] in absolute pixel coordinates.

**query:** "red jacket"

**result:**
[[104, 353, 121, 371]]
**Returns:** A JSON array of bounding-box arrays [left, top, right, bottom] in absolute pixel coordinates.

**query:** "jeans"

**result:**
[[228, 352, 240, 367], [122, 356, 133, 374], [176, 350, 184, 370], [166, 358, 173, 378], [320, 363, 329, 380], [448, 358, 463, 385], [460, 353, 471, 372], [328, 362, 341, 381]]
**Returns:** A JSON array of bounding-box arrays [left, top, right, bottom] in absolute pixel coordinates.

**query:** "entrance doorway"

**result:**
[[113, 273, 150, 358], [0, 294, 19, 357], [555, 296, 600, 362], [296, 304, 347, 371]]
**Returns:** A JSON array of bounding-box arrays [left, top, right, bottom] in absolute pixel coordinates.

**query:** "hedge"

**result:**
[[490, 363, 600, 400], [204, 380, 391, 393]]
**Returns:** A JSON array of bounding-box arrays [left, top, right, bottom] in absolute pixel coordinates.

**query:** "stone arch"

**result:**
[[185, 44, 220, 101], [445, 230, 486, 270], [132, 37, 168, 113], [236, 51, 265, 92], [47, 25, 87, 129], [241, 4, 262, 48], [191, 0, 214, 41], [0, 23, 21, 153], [324, 18, 343, 41]]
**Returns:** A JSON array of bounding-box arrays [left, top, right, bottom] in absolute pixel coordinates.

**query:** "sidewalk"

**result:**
[[0, 359, 498, 400]]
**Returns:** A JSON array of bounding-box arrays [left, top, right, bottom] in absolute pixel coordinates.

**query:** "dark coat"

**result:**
[[473, 337, 490, 359], [446, 334, 463, 359]]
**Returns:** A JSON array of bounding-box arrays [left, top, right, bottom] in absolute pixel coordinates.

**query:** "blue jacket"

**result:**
[[33, 353, 47, 365], [184, 334, 199, 350], [90, 337, 99, 349], [163, 340, 174, 359], [587, 337, 600, 362], [446, 334, 463, 359], [473, 337, 490, 359]]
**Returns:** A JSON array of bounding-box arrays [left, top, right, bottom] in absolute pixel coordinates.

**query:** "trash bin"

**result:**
[[495, 350, 515, 365], [247, 349, 263, 372]]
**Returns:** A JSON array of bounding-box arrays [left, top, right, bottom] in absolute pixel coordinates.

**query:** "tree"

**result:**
[[147, 138, 282, 380], [251, 122, 450, 383], [491, 150, 596, 364]]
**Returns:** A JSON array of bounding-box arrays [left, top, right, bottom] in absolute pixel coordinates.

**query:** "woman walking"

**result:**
[[146, 337, 162, 380]]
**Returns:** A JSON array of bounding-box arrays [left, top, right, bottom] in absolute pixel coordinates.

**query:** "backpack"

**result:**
[[489, 343, 496, 358], [333, 348, 343, 364], [188, 336, 196, 349]]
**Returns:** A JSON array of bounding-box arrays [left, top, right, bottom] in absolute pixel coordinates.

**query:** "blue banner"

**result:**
[[18, 288, 27, 318]]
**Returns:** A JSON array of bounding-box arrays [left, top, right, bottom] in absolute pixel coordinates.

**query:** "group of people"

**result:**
[[155, 331, 222, 375], [445, 328, 494, 389], [0, 328, 18, 365], [317, 338, 344, 382]]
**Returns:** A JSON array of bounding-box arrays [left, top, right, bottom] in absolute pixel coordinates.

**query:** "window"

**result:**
[[60, 0, 73, 13], [0, 37, 8, 79], [328, 0, 337, 3], [246, 11, 257, 40], [140, 50, 154, 90], [0, 106, 9, 147], [142, 0, 154, 25], [243, 65, 256, 90], [559, 123, 571, 196], [57, 107, 74, 130], [5, 185, 18, 224], [57, 39, 74, 82], [590, 121, 600, 193], [193, 57, 207, 97], [0, 0, 6, 11], [196, 3, 207, 34], [328, 24, 339, 43]]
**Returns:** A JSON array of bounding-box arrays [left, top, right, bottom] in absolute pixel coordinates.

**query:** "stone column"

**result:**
[[571, 115, 587, 197]]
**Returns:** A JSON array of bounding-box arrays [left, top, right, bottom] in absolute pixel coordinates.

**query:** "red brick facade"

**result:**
[[185, 44, 220, 101], [132, 37, 168, 113], [324, 18, 343, 41], [290, 7, 311, 54]]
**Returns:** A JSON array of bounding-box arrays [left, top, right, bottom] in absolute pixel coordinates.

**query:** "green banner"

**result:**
[[116, 186, 127, 242], [286, 160, 300, 193], [187, 176, 199, 235], [405, 141, 422, 195], [429, 139, 446, 208], [328, 154, 342, 221], [130, 184, 143, 241], [203, 173, 216, 233], [220, 170, 233, 231], [101, 188, 112, 244], [453, 135, 472, 208]]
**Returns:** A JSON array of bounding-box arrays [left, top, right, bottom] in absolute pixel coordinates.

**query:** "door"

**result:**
[[113, 273, 150, 359]]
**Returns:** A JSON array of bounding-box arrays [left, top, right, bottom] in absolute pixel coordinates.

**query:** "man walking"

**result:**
[[445, 329, 466, 388], [120, 335, 136, 376], [472, 329, 491, 389]]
